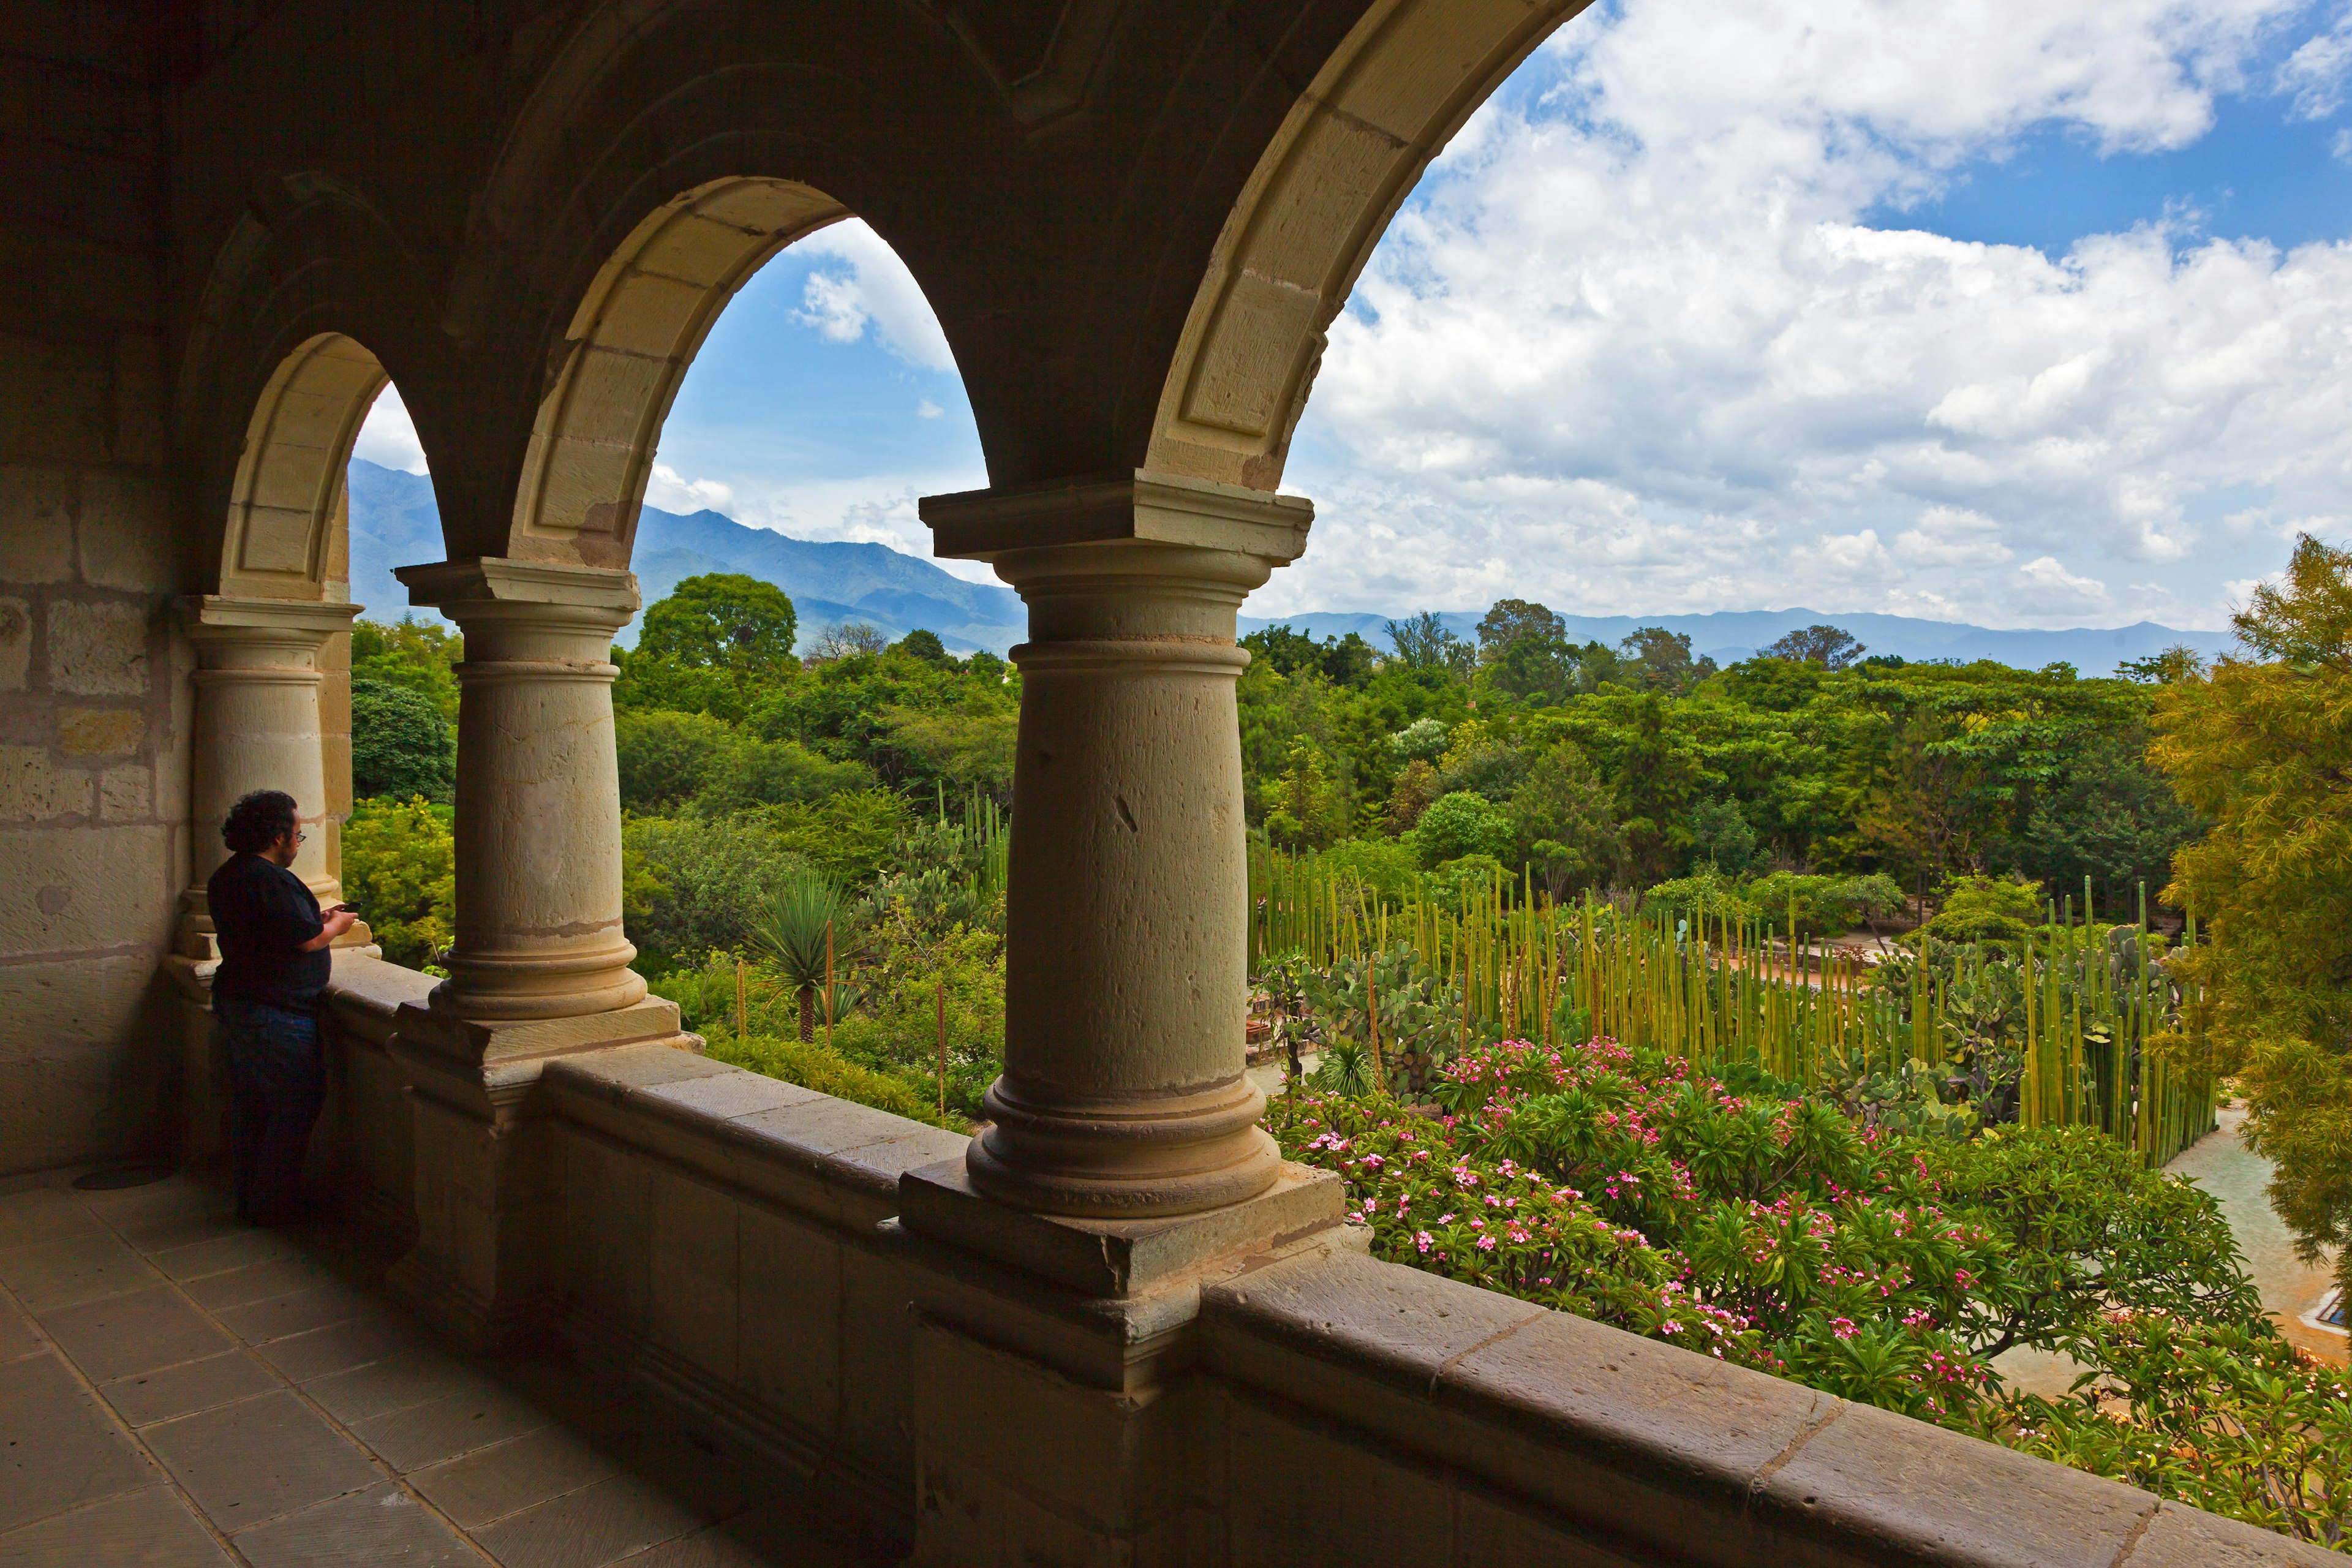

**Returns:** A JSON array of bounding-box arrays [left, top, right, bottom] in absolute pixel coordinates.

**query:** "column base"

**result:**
[[889, 1158, 1358, 1565], [385, 997, 699, 1351], [902, 1156, 1344, 1298]]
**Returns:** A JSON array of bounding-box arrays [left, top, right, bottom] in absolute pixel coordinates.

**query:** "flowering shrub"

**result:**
[[1997, 1313, 2351, 1551], [1277, 1035, 2257, 1426]]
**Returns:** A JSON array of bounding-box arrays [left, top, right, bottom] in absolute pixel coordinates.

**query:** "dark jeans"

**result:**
[[216, 993, 325, 1222]]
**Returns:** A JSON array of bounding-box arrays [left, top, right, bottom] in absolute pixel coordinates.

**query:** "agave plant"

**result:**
[[749, 867, 847, 1042]]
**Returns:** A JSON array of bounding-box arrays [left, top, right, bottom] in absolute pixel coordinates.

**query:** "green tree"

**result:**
[[1265, 742, 1348, 851], [341, 796, 455, 969], [1762, 624, 1867, 669], [638, 572, 799, 674], [1384, 612, 1475, 677], [615, 709, 740, 813], [1510, 745, 1626, 899], [1476, 598, 1567, 662], [1686, 797, 1756, 874], [352, 616, 460, 721], [350, 678, 455, 802], [2154, 533, 2352, 1297], [1618, 626, 1715, 694], [893, 628, 951, 665], [1411, 791, 1514, 867]]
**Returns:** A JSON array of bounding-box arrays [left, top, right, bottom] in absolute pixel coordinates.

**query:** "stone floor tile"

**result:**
[[348, 1382, 567, 1473], [0, 1352, 154, 1532], [0, 1193, 99, 1254], [409, 1409, 637, 1529], [101, 1350, 279, 1428], [181, 1253, 341, 1313], [262, 1312, 435, 1384], [0, 1232, 156, 1313], [109, 1205, 247, 1256], [146, 1226, 303, 1283], [0, 1296, 42, 1364], [0, 1484, 232, 1567], [141, 1388, 382, 1529], [39, 1284, 234, 1382], [73, 1177, 220, 1226], [472, 1471, 718, 1568], [305, 1345, 508, 1425], [214, 1279, 381, 1344], [233, 1480, 476, 1567], [609, 1501, 888, 1568]]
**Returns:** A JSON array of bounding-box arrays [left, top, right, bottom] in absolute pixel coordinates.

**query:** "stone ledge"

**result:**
[[539, 1047, 969, 1232], [899, 1155, 1346, 1297], [323, 949, 440, 1044], [1199, 1250, 2339, 1568]]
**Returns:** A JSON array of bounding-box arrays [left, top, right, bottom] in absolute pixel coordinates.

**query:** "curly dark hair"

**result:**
[[222, 790, 299, 854]]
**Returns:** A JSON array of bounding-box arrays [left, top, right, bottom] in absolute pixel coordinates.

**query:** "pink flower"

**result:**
[[1831, 1317, 1858, 1340]]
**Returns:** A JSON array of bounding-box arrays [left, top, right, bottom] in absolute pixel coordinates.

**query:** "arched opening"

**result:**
[[506, 178, 848, 567], [220, 333, 387, 603], [190, 333, 396, 936]]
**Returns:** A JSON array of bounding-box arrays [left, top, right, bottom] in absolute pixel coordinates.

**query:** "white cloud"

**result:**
[[917, 399, 944, 419], [2280, 6, 2352, 116], [644, 463, 735, 515], [352, 384, 427, 473], [1262, 0, 2352, 631], [793, 221, 960, 372]]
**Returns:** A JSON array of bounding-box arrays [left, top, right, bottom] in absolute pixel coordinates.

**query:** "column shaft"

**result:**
[[176, 597, 361, 956], [397, 560, 644, 1021], [925, 473, 1312, 1218]]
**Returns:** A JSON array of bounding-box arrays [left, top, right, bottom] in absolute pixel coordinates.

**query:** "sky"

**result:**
[[356, 0, 2352, 631]]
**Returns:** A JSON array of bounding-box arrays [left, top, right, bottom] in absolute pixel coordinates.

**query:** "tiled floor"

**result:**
[[0, 1170, 890, 1567]]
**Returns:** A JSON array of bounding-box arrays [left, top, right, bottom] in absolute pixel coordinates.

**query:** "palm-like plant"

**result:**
[[750, 867, 844, 1042]]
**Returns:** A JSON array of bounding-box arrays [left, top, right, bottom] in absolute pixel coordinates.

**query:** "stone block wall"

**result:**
[[0, 17, 190, 1175]]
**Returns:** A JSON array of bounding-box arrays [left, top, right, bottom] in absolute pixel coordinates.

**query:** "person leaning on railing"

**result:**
[[206, 790, 358, 1225]]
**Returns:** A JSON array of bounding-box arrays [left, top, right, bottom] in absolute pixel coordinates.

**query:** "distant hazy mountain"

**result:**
[[345, 459, 1027, 655], [350, 461, 2234, 675], [1236, 608, 2236, 677]]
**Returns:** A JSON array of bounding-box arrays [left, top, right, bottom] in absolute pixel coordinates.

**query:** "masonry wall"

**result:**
[[0, 14, 190, 1174]]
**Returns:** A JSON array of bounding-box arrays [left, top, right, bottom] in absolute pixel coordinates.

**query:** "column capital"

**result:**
[[176, 594, 361, 647], [395, 556, 640, 617], [921, 469, 1313, 564]]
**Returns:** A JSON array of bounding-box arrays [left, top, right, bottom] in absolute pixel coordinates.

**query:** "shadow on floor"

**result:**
[[0, 1166, 891, 1567]]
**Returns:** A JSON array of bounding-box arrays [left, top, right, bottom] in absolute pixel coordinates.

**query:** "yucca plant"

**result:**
[[750, 867, 846, 1042]]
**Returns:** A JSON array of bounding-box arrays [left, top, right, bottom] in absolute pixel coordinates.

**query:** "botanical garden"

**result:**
[[344, 541, 2352, 1553]]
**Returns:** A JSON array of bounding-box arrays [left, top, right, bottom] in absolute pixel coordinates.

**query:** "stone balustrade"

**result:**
[[302, 949, 2337, 1568]]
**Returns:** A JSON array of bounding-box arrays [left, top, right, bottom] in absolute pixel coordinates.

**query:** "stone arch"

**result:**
[[505, 178, 846, 568], [219, 333, 388, 600], [1146, 0, 1591, 491]]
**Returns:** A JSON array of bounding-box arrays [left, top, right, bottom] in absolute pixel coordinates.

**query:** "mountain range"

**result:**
[[1231, 609, 2238, 674], [346, 460, 1027, 655], [347, 460, 2237, 673]]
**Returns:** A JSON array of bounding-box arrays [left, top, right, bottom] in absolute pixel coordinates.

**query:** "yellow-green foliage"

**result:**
[[704, 1032, 954, 1129], [341, 796, 454, 970], [2154, 532, 2352, 1295]]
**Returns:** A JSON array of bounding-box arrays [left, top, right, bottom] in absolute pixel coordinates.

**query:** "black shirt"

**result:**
[[208, 853, 330, 1008]]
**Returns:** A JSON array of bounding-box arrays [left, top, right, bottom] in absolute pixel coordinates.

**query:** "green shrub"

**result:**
[[704, 1032, 953, 1128], [342, 796, 454, 970], [1411, 791, 1514, 867], [623, 815, 812, 971], [350, 679, 454, 803], [1925, 873, 2043, 946], [1321, 837, 1422, 902], [615, 709, 739, 813]]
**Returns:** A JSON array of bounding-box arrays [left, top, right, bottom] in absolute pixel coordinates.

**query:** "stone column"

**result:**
[[173, 595, 365, 958], [384, 558, 689, 1349], [394, 558, 647, 1022], [922, 472, 1314, 1218], [168, 597, 365, 1170]]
